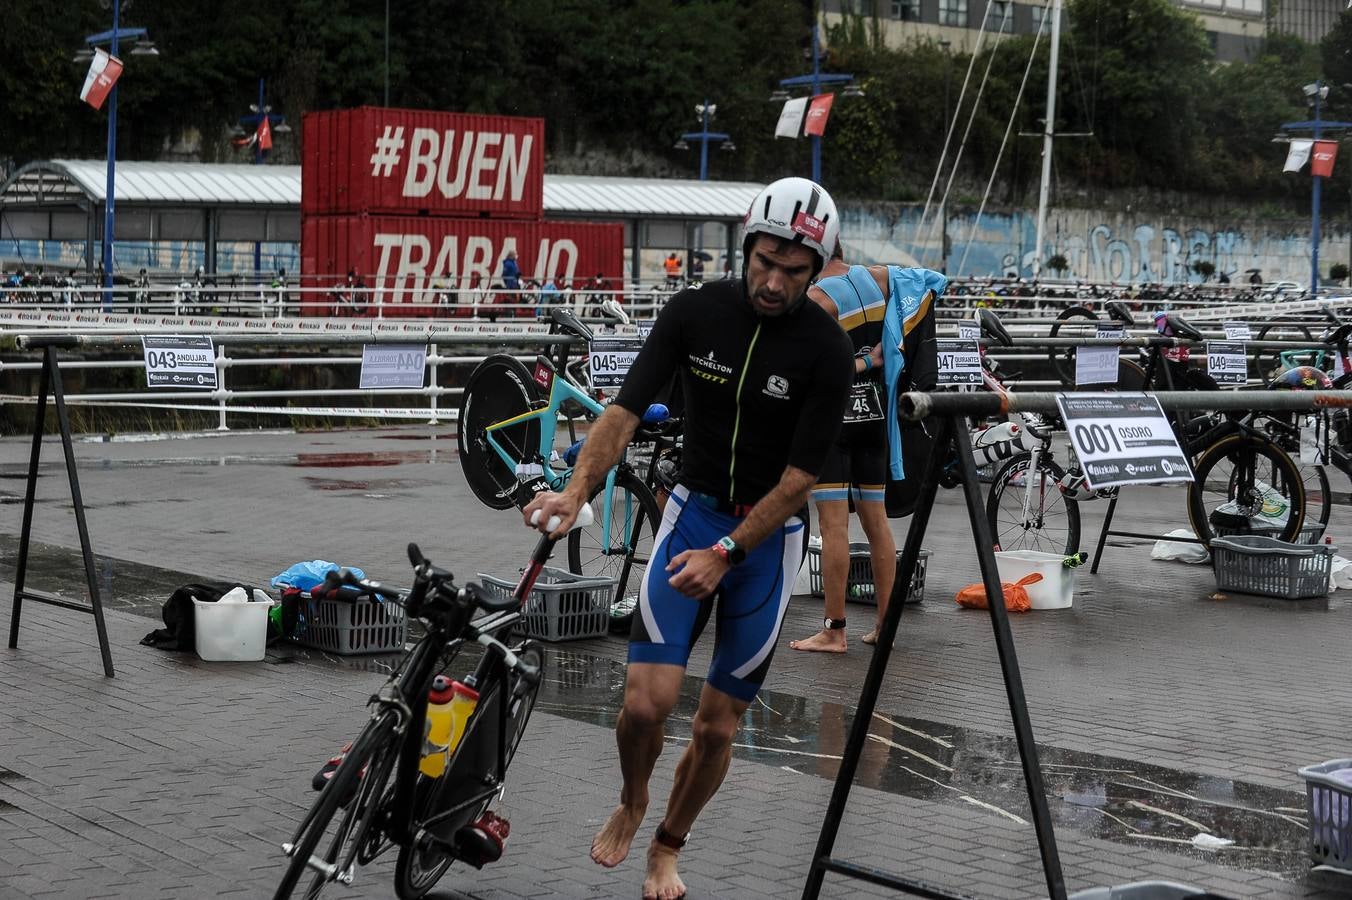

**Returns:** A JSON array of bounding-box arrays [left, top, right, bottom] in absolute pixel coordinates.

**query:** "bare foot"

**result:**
[[643, 842, 687, 900], [590, 803, 647, 867], [790, 629, 847, 653], [861, 628, 893, 648]]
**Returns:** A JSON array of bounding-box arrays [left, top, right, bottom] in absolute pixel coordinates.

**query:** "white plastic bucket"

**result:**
[[193, 598, 271, 661], [994, 550, 1075, 610]]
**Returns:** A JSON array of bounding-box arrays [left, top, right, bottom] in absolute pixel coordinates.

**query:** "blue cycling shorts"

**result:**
[[628, 484, 804, 702]]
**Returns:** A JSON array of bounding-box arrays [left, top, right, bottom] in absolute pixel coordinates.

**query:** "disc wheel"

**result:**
[[457, 355, 541, 510], [394, 643, 545, 899], [1186, 433, 1306, 547], [986, 451, 1081, 555], [568, 471, 661, 621]]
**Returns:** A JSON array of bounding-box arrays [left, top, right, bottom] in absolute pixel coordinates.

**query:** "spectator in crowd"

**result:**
[[502, 249, 521, 306], [663, 252, 682, 289], [691, 256, 705, 282]]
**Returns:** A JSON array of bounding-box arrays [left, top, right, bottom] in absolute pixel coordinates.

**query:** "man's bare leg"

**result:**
[[856, 497, 897, 645], [591, 662, 685, 867], [791, 498, 849, 652], [643, 682, 750, 900]]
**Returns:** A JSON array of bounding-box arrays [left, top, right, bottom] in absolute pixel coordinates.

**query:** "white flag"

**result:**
[[1284, 139, 1314, 173], [79, 48, 123, 110], [774, 97, 808, 139]]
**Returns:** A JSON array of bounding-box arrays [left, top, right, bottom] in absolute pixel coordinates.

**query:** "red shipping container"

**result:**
[[301, 215, 624, 317], [302, 107, 545, 219]]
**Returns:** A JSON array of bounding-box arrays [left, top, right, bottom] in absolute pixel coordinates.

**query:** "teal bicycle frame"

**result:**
[[481, 357, 641, 564]]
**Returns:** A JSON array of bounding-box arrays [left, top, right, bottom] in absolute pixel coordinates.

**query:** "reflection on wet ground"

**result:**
[[0, 449, 458, 475], [0, 538, 1314, 883]]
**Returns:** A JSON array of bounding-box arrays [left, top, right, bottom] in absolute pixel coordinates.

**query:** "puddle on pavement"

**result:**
[[303, 476, 439, 493], [0, 539, 1314, 882]]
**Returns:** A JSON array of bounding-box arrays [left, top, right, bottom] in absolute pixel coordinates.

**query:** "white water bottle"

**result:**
[[974, 421, 1021, 449]]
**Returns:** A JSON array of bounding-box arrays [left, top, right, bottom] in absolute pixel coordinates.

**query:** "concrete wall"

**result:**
[[839, 202, 1350, 287]]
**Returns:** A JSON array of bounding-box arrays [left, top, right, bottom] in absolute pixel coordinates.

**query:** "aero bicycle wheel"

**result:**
[[457, 355, 541, 510], [1186, 433, 1306, 547], [986, 451, 1081, 555], [394, 643, 544, 900], [568, 471, 660, 615], [1049, 306, 1099, 388], [274, 712, 400, 900]]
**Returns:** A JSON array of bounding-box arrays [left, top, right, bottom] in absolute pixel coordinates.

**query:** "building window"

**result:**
[[843, 0, 874, 13], [991, 0, 1013, 32], [890, 0, 920, 20], [938, 0, 967, 27]]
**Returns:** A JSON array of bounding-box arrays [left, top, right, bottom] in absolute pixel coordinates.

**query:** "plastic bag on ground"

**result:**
[[1151, 529, 1210, 564], [954, 572, 1041, 613], [1330, 555, 1352, 591], [270, 560, 366, 592]]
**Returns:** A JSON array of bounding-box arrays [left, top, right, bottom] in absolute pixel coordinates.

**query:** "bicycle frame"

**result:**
[[481, 356, 642, 570]]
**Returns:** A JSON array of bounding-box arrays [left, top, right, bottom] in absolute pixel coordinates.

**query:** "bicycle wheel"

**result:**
[[457, 355, 541, 510], [568, 471, 660, 615], [394, 643, 544, 900], [274, 712, 401, 900], [1254, 322, 1314, 383], [1186, 433, 1306, 547], [1048, 306, 1099, 387], [986, 450, 1081, 555]]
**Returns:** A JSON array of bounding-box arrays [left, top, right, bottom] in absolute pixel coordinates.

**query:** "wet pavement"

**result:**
[[2, 425, 1352, 898]]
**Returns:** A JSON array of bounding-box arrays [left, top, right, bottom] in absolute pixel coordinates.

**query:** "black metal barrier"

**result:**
[[8, 336, 115, 677], [804, 388, 1352, 900]]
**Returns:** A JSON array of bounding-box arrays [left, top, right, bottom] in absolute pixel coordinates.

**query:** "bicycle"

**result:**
[[273, 505, 592, 899], [457, 305, 667, 613]]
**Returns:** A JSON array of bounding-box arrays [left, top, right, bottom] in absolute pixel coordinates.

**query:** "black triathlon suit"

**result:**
[[613, 279, 852, 700]]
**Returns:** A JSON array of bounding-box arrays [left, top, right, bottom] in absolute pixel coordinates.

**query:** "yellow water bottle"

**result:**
[[419, 676, 457, 778], [446, 679, 481, 754]]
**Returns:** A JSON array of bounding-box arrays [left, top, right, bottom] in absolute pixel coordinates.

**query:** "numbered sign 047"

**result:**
[[141, 335, 217, 390]]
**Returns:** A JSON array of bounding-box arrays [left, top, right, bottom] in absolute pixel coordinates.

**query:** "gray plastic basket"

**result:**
[[477, 566, 613, 642], [295, 592, 407, 655], [1210, 534, 1336, 600], [1299, 758, 1352, 872], [1213, 518, 1326, 545], [1069, 882, 1208, 900], [807, 544, 930, 605]]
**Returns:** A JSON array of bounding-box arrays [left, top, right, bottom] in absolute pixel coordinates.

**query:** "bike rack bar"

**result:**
[[901, 389, 1352, 418]]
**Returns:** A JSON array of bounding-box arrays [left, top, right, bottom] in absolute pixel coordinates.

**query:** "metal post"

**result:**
[[1032, 0, 1062, 279], [698, 99, 710, 182], [102, 0, 120, 312], [810, 23, 822, 184], [216, 342, 228, 431], [255, 78, 265, 165], [1313, 83, 1323, 297], [427, 342, 439, 425]]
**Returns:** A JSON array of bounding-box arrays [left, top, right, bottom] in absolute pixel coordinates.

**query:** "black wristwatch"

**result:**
[[711, 536, 746, 566]]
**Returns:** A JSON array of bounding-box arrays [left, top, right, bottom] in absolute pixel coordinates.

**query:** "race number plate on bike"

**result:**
[[588, 338, 643, 388], [936, 337, 982, 385], [843, 381, 884, 423], [1075, 326, 1122, 386], [1055, 393, 1192, 490]]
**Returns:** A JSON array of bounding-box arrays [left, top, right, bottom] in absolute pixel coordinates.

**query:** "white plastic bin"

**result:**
[[193, 597, 271, 661], [993, 550, 1075, 610]]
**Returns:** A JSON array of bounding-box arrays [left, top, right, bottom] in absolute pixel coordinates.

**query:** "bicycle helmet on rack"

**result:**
[[1268, 365, 1333, 390], [741, 176, 840, 283]]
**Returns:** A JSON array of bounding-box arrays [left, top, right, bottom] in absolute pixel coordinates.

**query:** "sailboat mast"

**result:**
[[1032, 0, 1062, 278]]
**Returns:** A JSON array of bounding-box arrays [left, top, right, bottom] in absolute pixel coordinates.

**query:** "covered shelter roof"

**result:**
[[2, 159, 301, 208], [542, 174, 762, 221]]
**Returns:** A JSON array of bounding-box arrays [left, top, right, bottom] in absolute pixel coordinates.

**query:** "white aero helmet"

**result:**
[[741, 176, 840, 276]]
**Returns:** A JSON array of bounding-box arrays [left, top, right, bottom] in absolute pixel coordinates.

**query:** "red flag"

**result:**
[[803, 93, 834, 137], [1312, 140, 1339, 177], [79, 48, 124, 111], [257, 117, 273, 151]]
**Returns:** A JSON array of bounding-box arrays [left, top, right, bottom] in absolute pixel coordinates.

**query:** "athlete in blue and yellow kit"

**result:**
[[524, 177, 853, 900]]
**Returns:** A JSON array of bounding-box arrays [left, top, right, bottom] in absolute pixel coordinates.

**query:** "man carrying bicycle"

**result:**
[[524, 177, 853, 900]]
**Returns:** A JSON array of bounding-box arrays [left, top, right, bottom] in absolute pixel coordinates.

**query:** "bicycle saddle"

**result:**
[[1322, 323, 1352, 345], [1161, 313, 1204, 342], [976, 307, 1013, 346], [549, 307, 594, 342], [1104, 301, 1136, 326]]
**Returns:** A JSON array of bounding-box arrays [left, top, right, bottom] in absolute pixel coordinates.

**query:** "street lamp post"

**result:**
[[75, 0, 158, 307], [770, 23, 863, 184], [674, 99, 734, 181], [233, 78, 293, 276], [1280, 81, 1352, 297]]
